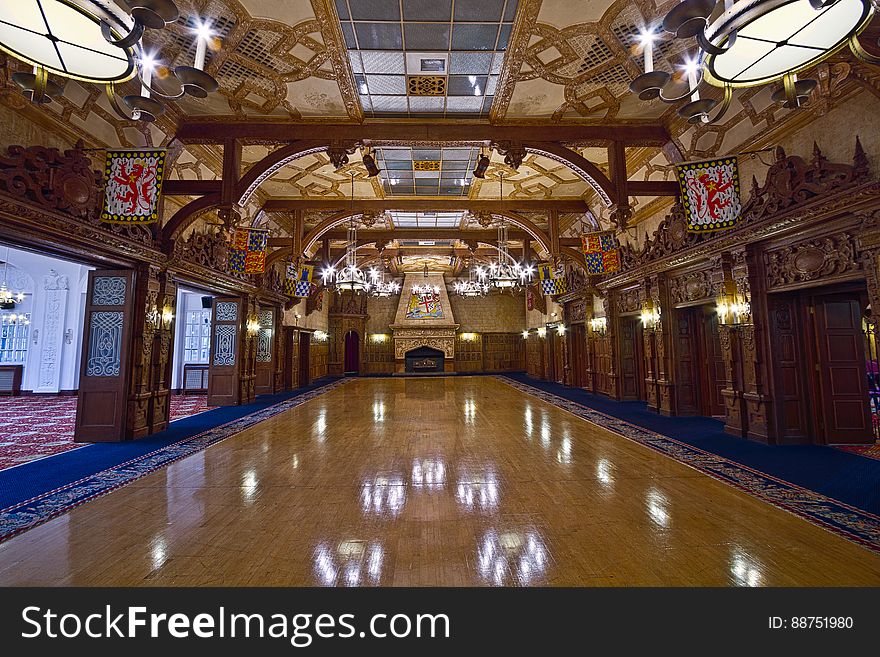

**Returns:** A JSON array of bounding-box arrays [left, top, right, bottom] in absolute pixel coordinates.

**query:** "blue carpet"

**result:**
[[0, 378, 340, 511], [503, 373, 880, 516]]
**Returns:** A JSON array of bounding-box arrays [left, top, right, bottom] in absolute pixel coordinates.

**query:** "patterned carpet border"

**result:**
[[0, 379, 350, 544], [495, 376, 880, 555]]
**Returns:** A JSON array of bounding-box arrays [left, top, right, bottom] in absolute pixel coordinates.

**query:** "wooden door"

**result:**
[[812, 294, 872, 443], [75, 269, 135, 442], [344, 330, 360, 374], [254, 307, 276, 395], [619, 317, 641, 400], [299, 331, 311, 387], [674, 308, 701, 415], [283, 327, 296, 390], [700, 307, 727, 417], [769, 296, 811, 443], [207, 297, 242, 406]]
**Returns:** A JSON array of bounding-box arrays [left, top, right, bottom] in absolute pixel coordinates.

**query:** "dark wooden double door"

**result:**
[[673, 306, 727, 418], [770, 289, 872, 445]]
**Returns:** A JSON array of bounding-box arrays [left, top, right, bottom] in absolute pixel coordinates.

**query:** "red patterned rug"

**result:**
[[0, 394, 214, 471], [837, 443, 880, 461]]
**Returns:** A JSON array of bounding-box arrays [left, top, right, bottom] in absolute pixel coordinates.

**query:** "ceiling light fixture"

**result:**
[[362, 147, 381, 177], [0, 1, 220, 121], [629, 0, 878, 124], [473, 148, 491, 179]]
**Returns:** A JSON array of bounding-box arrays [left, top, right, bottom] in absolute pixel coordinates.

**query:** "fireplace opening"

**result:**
[[404, 346, 444, 374]]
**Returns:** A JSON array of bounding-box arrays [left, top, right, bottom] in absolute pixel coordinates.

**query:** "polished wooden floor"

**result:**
[[1, 377, 879, 586]]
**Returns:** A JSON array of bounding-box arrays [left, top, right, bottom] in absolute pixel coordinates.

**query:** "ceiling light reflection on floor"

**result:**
[[477, 529, 550, 586], [412, 458, 446, 489], [314, 540, 385, 587], [360, 475, 407, 518]]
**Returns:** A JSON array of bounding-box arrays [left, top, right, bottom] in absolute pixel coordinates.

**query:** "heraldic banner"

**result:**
[[676, 157, 742, 232], [537, 263, 567, 296], [101, 149, 167, 223], [228, 228, 269, 274], [285, 263, 314, 298], [581, 231, 621, 275]]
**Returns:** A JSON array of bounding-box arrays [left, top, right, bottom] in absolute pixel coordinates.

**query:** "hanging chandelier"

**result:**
[[485, 173, 533, 290], [453, 258, 489, 298], [0, 0, 220, 122], [412, 283, 440, 295], [322, 172, 371, 294], [368, 267, 400, 298], [0, 248, 25, 309], [629, 0, 878, 124]]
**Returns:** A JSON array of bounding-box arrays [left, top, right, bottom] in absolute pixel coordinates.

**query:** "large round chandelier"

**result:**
[[629, 0, 878, 123], [0, 0, 220, 121]]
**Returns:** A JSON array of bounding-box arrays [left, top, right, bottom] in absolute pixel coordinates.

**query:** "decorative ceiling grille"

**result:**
[[408, 75, 447, 95]]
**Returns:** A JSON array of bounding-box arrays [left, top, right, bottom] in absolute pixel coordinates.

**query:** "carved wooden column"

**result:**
[[603, 292, 620, 399], [149, 270, 177, 434], [240, 294, 258, 404], [733, 247, 772, 442], [273, 304, 285, 392], [649, 274, 675, 416], [711, 253, 747, 437], [638, 280, 659, 412], [581, 292, 596, 390], [126, 264, 160, 439]]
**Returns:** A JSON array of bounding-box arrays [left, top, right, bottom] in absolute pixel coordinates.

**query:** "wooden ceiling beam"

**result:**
[[268, 232, 582, 247], [627, 180, 680, 196], [263, 199, 590, 212], [176, 121, 670, 145], [163, 180, 222, 195]]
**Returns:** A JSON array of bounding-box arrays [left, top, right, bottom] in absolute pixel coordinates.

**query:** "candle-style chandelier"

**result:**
[[453, 256, 489, 298], [368, 266, 400, 298], [322, 173, 371, 294], [0, 247, 25, 309], [629, 0, 879, 124], [484, 174, 534, 290], [0, 0, 220, 122]]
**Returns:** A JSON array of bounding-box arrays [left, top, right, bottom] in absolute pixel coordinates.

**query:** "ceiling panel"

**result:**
[[334, 0, 518, 117]]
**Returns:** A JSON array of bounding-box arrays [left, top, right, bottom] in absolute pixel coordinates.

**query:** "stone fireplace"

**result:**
[[390, 272, 459, 374]]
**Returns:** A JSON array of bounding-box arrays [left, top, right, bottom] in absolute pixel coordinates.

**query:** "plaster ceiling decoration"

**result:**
[[497, 0, 691, 121], [395, 254, 456, 272], [472, 152, 588, 199], [251, 149, 385, 198]]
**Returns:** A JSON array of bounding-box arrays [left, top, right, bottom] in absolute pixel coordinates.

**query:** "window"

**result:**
[[183, 309, 211, 363], [0, 315, 30, 363]]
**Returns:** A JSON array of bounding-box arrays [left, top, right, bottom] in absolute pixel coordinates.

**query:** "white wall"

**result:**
[[1, 246, 92, 392], [170, 289, 213, 391]]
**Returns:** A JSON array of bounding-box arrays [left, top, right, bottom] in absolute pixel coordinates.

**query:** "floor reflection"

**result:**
[[477, 528, 550, 586], [314, 540, 385, 587], [411, 458, 446, 490], [360, 474, 406, 518], [455, 469, 500, 513], [730, 548, 764, 587]]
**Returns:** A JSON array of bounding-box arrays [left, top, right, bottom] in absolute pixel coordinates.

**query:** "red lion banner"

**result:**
[[101, 149, 166, 223], [677, 157, 742, 232]]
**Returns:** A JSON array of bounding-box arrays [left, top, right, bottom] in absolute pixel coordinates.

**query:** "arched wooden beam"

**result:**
[[559, 245, 589, 273], [161, 193, 222, 250], [266, 246, 292, 268], [236, 141, 328, 207], [301, 210, 553, 258], [523, 142, 616, 207], [238, 141, 614, 209]]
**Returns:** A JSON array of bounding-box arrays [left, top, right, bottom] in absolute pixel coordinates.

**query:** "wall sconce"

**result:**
[[640, 304, 661, 330], [459, 332, 478, 341], [537, 327, 547, 338], [161, 306, 174, 330], [314, 330, 329, 342], [521, 330, 530, 339], [589, 316, 607, 336], [370, 333, 388, 343], [556, 324, 566, 335], [717, 294, 752, 326], [295, 313, 302, 320], [246, 317, 261, 336]]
